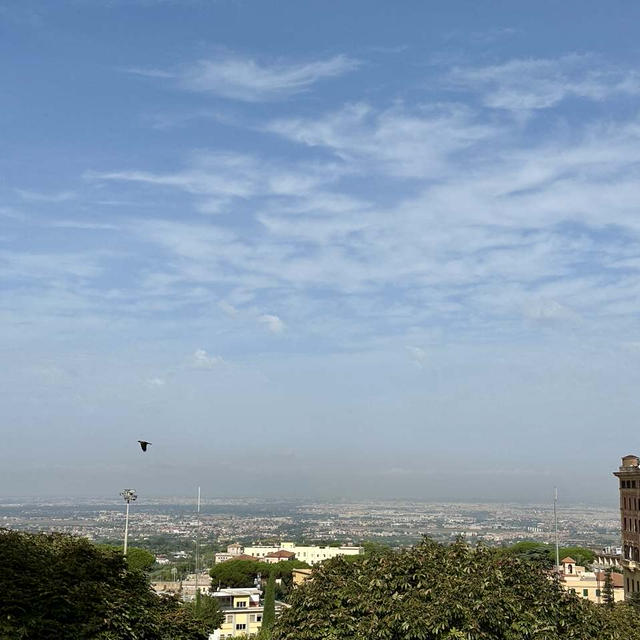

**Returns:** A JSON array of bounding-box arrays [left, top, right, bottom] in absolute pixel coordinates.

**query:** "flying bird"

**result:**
[[138, 440, 152, 452]]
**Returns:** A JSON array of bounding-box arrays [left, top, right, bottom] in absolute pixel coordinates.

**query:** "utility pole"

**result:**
[[554, 487, 560, 570], [120, 489, 137, 556], [195, 486, 201, 607]]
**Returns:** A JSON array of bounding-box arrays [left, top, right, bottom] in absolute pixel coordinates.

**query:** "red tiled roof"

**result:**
[[265, 550, 296, 558]]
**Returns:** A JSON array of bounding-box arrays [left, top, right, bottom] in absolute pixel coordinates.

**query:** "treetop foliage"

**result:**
[[96, 544, 156, 572], [272, 537, 640, 640], [0, 528, 211, 639], [500, 541, 595, 569], [209, 557, 310, 589]]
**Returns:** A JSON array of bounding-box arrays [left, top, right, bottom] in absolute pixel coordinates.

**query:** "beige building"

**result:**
[[152, 571, 211, 600], [558, 557, 624, 604], [292, 567, 313, 586], [215, 543, 245, 564], [262, 549, 296, 564], [244, 541, 363, 566], [613, 454, 640, 598], [209, 588, 264, 639]]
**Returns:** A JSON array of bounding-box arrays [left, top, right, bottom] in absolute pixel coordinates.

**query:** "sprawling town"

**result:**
[[3, 472, 635, 639], [0, 496, 621, 552]]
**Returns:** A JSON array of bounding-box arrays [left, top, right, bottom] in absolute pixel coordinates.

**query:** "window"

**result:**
[[225, 615, 233, 623], [236, 623, 247, 631], [257, 615, 262, 622], [596, 589, 601, 597], [236, 600, 247, 608], [250, 614, 256, 622], [583, 589, 588, 597]]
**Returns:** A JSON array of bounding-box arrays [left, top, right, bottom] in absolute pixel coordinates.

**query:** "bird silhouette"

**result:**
[[138, 440, 152, 452]]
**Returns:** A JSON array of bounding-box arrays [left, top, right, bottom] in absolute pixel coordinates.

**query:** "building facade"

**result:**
[[593, 546, 623, 571], [214, 543, 245, 564], [209, 588, 264, 639], [613, 454, 640, 598], [558, 557, 624, 604], [244, 541, 363, 566]]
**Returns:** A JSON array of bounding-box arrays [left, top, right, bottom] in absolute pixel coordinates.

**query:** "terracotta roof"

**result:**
[[561, 557, 576, 564], [265, 550, 296, 558]]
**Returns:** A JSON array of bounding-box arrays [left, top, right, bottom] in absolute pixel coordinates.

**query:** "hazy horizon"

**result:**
[[2, 1, 640, 503]]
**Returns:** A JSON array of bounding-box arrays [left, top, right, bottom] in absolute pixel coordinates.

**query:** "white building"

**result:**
[[244, 541, 363, 566], [214, 543, 244, 564]]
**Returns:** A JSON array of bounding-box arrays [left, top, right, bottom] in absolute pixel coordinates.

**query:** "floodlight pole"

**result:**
[[554, 487, 560, 570], [195, 486, 201, 606], [120, 489, 137, 556]]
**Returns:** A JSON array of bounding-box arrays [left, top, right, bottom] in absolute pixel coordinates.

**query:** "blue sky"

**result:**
[[2, 0, 640, 502]]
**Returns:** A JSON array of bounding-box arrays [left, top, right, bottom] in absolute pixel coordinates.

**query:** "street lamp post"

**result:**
[[120, 489, 137, 556]]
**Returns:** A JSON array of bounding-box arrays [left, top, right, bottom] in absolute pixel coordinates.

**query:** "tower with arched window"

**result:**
[[614, 455, 640, 599]]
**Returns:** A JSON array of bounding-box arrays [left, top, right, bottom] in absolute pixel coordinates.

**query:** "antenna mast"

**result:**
[[195, 486, 201, 603], [554, 487, 560, 570]]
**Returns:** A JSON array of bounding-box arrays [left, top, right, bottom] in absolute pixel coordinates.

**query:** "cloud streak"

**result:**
[[128, 52, 359, 101], [448, 54, 640, 110]]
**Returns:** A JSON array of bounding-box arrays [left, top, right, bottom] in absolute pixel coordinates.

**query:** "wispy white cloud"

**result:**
[[448, 54, 640, 110], [190, 348, 224, 369], [86, 151, 342, 215], [218, 300, 238, 317], [407, 346, 428, 368], [127, 52, 359, 102], [146, 377, 166, 388], [267, 102, 495, 178], [259, 314, 285, 334]]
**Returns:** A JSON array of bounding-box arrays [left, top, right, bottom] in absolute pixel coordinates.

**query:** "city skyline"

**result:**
[[2, 1, 640, 499]]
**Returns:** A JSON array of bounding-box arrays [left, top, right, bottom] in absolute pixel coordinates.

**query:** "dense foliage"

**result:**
[[603, 569, 615, 609], [501, 542, 595, 569], [0, 528, 210, 639], [272, 537, 640, 640], [262, 570, 276, 635], [209, 557, 309, 589], [96, 545, 156, 572], [187, 592, 224, 631]]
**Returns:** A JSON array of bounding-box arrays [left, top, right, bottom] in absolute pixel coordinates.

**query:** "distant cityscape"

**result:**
[[0, 497, 620, 556]]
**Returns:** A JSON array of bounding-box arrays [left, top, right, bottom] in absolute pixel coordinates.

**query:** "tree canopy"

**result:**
[[0, 528, 210, 639], [97, 544, 156, 572], [209, 557, 310, 589], [501, 541, 595, 569], [272, 537, 640, 640]]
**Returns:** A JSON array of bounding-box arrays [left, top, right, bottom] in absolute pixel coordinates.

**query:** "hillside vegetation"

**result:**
[[0, 528, 215, 639], [273, 537, 640, 640]]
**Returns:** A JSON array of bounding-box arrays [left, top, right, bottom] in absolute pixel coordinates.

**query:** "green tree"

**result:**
[[261, 570, 276, 637], [271, 536, 640, 640], [500, 541, 554, 568], [187, 592, 224, 633], [209, 558, 310, 591], [97, 544, 156, 572], [0, 528, 209, 639], [210, 558, 262, 588], [558, 545, 596, 568], [501, 541, 596, 570], [602, 569, 615, 609]]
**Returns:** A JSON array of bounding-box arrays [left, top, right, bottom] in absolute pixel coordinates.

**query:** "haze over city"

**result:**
[[2, 0, 640, 503]]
